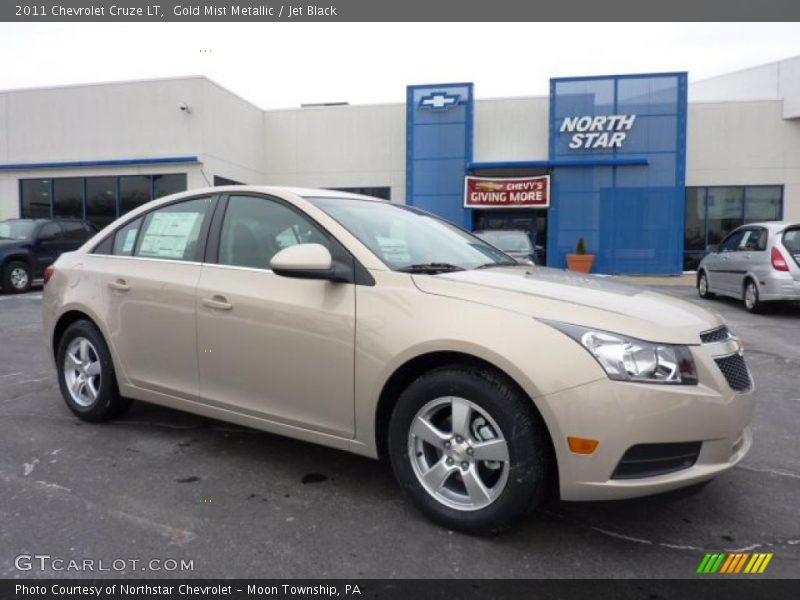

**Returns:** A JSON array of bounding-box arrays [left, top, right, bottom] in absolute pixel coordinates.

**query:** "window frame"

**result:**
[[92, 194, 220, 263], [204, 192, 374, 286]]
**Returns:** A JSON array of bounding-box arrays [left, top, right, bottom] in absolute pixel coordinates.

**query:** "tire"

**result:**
[[387, 365, 553, 535], [743, 279, 763, 314], [56, 320, 132, 422], [2, 260, 32, 293], [697, 271, 714, 299]]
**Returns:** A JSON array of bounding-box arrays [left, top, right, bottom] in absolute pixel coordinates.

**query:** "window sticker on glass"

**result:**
[[376, 235, 411, 264], [138, 212, 202, 259], [121, 229, 137, 254]]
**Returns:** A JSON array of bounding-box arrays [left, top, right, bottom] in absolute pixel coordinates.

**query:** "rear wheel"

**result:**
[[387, 365, 553, 535], [56, 320, 132, 422], [697, 271, 714, 299], [743, 279, 763, 314], [2, 260, 32, 293]]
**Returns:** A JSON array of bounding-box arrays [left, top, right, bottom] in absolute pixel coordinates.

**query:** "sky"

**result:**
[[0, 22, 799, 109]]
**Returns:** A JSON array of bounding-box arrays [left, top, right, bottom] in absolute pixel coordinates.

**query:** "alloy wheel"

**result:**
[[63, 337, 102, 408], [10, 267, 29, 290], [407, 396, 510, 511]]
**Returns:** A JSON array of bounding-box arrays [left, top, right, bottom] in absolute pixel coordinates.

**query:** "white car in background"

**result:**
[[697, 221, 800, 313]]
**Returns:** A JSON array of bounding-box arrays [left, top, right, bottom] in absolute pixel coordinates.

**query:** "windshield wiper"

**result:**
[[475, 261, 519, 269], [397, 262, 465, 274]]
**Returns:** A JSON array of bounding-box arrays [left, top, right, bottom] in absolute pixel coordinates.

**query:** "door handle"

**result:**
[[201, 295, 233, 311], [108, 279, 130, 292]]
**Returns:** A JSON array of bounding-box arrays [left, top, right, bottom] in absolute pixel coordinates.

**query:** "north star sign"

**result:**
[[560, 114, 637, 149]]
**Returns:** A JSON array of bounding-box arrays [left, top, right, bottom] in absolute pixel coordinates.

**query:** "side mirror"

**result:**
[[706, 244, 719, 254], [270, 244, 335, 281], [38, 232, 56, 243]]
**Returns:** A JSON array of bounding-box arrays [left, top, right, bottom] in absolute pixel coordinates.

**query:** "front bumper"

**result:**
[[540, 345, 754, 501]]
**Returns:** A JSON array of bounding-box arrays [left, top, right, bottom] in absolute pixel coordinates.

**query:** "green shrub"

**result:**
[[576, 237, 587, 255]]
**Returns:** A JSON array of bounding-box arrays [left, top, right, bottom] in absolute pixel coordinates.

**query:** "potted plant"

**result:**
[[566, 237, 595, 273]]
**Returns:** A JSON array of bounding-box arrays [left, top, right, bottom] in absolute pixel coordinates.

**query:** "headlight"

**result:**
[[543, 321, 698, 385]]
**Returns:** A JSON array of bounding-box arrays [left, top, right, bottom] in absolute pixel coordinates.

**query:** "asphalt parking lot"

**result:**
[[0, 284, 798, 579]]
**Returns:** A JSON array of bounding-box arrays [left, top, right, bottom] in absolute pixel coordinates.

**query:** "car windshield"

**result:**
[[476, 231, 533, 253], [0, 220, 37, 240], [307, 197, 515, 271]]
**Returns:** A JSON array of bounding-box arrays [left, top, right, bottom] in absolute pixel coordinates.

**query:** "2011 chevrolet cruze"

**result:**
[[43, 187, 754, 534]]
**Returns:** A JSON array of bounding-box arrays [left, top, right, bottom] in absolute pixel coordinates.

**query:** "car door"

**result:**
[[195, 194, 356, 437], [60, 221, 92, 252], [712, 229, 746, 294], [99, 195, 215, 399], [33, 222, 64, 276], [737, 227, 768, 288]]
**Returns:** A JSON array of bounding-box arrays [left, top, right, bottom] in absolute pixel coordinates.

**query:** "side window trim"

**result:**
[[133, 195, 217, 262], [92, 194, 220, 260], [206, 192, 374, 285]]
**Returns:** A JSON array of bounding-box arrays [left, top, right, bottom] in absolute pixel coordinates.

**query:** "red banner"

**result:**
[[464, 176, 550, 209]]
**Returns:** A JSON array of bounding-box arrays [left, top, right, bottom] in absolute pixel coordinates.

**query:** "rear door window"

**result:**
[[134, 197, 211, 261], [738, 228, 767, 252], [112, 218, 143, 256]]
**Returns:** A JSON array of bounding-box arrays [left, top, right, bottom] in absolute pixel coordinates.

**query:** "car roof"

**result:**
[[740, 221, 799, 231], [209, 185, 387, 203]]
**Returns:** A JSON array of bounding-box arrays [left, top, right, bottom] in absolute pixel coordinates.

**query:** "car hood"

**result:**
[[412, 266, 723, 345]]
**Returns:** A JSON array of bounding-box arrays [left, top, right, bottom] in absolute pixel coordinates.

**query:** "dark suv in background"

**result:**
[[0, 218, 96, 293]]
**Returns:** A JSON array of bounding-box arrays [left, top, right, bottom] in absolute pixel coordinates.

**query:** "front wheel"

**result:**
[[56, 320, 132, 422], [697, 271, 714, 299], [2, 260, 32, 293], [387, 366, 553, 535]]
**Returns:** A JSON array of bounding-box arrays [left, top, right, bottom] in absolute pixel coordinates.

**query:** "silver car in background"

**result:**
[[697, 221, 800, 312]]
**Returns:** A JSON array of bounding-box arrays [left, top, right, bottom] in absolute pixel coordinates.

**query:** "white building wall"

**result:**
[[0, 76, 268, 219], [686, 99, 800, 221], [262, 104, 406, 201], [473, 96, 549, 161]]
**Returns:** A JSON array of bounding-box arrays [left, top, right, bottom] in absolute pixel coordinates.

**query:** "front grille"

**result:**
[[612, 442, 702, 480], [700, 326, 731, 343], [715, 353, 753, 392]]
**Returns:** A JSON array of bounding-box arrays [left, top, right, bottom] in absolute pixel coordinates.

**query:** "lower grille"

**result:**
[[715, 353, 753, 392], [612, 442, 702, 480]]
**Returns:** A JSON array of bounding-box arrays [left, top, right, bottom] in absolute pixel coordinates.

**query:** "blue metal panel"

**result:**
[[407, 83, 474, 230], [548, 72, 688, 275], [467, 158, 649, 170], [0, 156, 199, 171]]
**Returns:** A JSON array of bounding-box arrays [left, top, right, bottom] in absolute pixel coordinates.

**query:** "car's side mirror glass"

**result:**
[[706, 244, 719, 254], [270, 243, 335, 281]]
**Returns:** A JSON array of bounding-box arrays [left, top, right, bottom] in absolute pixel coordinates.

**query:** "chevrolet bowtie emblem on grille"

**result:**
[[419, 92, 460, 110]]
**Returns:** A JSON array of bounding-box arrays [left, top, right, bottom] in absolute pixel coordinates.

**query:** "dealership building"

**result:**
[[1, 55, 799, 274]]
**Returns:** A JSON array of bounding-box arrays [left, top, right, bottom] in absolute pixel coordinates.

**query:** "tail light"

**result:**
[[43, 265, 55, 286], [771, 247, 789, 271]]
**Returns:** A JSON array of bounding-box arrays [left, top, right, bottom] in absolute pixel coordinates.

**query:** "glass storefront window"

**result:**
[[744, 186, 782, 223], [684, 185, 783, 270], [53, 178, 84, 219], [154, 173, 188, 199], [706, 187, 744, 246], [20, 179, 52, 218], [120, 175, 152, 214], [19, 173, 188, 228], [86, 177, 117, 229]]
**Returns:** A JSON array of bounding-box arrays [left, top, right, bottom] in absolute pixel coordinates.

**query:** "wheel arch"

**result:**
[[2, 252, 35, 273], [374, 350, 557, 469]]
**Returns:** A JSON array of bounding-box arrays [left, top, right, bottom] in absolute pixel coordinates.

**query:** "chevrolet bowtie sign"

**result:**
[[419, 92, 460, 110], [560, 114, 637, 149]]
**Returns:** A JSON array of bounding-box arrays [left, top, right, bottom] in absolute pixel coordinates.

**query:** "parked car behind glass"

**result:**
[[0, 218, 95, 293], [473, 229, 539, 265], [43, 187, 753, 534], [697, 221, 800, 313]]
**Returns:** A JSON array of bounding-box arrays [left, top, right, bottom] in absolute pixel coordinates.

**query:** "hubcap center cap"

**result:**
[[449, 442, 469, 462]]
